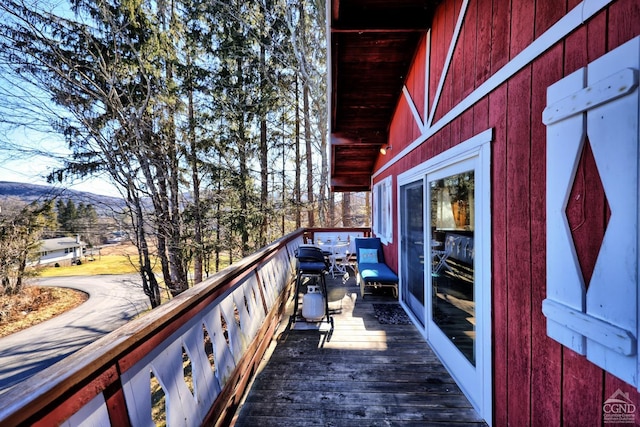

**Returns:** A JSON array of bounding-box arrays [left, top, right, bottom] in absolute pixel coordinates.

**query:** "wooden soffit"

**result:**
[[329, 0, 439, 192]]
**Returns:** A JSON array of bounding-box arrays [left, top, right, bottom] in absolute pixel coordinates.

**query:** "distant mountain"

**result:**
[[0, 181, 126, 214]]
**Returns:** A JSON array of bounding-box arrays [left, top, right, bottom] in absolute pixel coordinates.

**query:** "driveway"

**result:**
[[0, 274, 150, 395]]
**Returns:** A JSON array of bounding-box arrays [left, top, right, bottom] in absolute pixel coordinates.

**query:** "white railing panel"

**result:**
[[121, 311, 222, 427], [121, 360, 156, 427], [232, 275, 264, 343], [219, 294, 244, 364], [274, 250, 290, 293], [277, 239, 299, 290], [203, 304, 236, 386], [62, 393, 110, 427], [182, 323, 220, 416], [257, 260, 278, 309], [150, 340, 199, 427]]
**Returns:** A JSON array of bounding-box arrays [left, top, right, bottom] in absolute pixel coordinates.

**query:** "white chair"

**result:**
[[329, 241, 350, 278], [432, 235, 457, 274]]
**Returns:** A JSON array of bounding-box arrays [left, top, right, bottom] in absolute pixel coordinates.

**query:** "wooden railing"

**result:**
[[0, 227, 369, 427]]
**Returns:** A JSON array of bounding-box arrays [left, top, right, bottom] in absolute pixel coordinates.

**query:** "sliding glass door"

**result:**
[[397, 130, 492, 422], [428, 168, 476, 365], [400, 180, 425, 325]]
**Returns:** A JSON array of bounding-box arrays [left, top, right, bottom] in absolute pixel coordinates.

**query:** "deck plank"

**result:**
[[233, 274, 487, 426]]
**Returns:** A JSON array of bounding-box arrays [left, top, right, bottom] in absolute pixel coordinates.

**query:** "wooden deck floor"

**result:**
[[233, 272, 487, 426]]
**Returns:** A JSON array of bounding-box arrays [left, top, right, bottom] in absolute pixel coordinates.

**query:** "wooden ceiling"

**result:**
[[329, 0, 439, 192]]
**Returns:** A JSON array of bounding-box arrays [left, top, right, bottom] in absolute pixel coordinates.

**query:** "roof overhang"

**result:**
[[328, 0, 439, 192]]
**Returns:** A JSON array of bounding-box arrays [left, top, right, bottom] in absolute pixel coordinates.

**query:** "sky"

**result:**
[[1, 155, 121, 198], [0, 129, 122, 198], [0, 2, 122, 199]]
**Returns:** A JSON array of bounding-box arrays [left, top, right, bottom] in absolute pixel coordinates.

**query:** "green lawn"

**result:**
[[39, 254, 142, 277], [39, 249, 229, 277], [39, 253, 230, 277]]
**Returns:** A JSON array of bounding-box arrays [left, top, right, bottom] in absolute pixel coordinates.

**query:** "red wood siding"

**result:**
[[405, 35, 426, 123], [385, 37, 428, 166], [610, 0, 640, 48], [530, 44, 563, 427], [474, 0, 491, 84], [449, 1, 464, 114], [430, 0, 460, 123], [504, 66, 535, 427], [387, 96, 420, 151], [490, 0, 511, 73], [489, 83, 509, 427], [372, 0, 640, 425]]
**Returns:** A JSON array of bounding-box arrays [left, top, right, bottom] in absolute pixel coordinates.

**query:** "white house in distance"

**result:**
[[36, 235, 85, 266]]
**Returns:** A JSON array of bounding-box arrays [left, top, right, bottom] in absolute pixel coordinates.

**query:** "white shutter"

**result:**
[[384, 177, 393, 243], [542, 36, 640, 387], [373, 176, 394, 244]]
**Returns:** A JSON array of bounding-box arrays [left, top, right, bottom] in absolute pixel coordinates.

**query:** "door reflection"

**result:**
[[430, 171, 475, 365]]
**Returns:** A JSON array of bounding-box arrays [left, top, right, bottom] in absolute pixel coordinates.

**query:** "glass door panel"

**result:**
[[400, 180, 425, 325], [429, 170, 475, 365], [398, 134, 491, 420]]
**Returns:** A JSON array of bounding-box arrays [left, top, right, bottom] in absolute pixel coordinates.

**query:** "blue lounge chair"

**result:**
[[354, 237, 399, 298]]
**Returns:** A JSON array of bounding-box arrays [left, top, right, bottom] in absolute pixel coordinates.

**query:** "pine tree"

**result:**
[[0, 0, 331, 303]]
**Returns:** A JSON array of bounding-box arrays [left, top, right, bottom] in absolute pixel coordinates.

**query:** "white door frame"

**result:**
[[397, 128, 492, 424]]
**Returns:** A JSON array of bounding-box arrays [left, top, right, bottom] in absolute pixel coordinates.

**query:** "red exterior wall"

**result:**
[[372, 0, 640, 425]]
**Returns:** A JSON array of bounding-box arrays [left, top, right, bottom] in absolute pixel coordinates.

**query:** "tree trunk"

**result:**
[[281, 112, 287, 235], [299, 1, 314, 228], [342, 192, 351, 227], [259, 41, 268, 247], [318, 121, 328, 226], [236, 58, 250, 256], [129, 191, 161, 308], [294, 76, 301, 228], [215, 151, 222, 273], [188, 85, 203, 284], [329, 191, 336, 226], [14, 251, 27, 295]]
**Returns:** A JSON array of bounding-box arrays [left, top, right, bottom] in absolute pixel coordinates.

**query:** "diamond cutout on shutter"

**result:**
[[565, 138, 611, 289]]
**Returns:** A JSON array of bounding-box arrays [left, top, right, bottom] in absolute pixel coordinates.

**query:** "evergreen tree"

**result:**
[[0, 0, 331, 303]]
